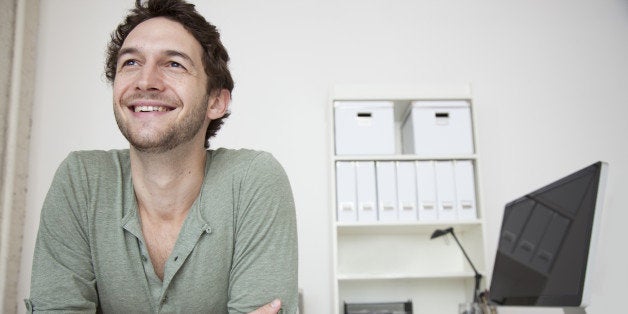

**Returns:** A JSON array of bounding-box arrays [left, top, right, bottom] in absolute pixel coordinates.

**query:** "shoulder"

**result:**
[[65, 149, 130, 163], [57, 149, 130, 181], [206, 148, 291, 198], [207, 148, 285, 177], [42, 150, 131, 230]]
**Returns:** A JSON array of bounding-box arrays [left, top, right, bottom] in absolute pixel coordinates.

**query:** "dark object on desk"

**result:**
[[488, 161, 607, 311], [344, 300, 413, 314], [430, 227, 483, 303]]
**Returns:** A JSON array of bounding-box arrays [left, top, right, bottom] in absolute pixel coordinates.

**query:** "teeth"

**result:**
[[134, 105, 170, 112]]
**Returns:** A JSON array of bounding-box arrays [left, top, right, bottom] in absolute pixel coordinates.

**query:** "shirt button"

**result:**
[[202, 223, 212, 234], [141, 255, 148, 262]]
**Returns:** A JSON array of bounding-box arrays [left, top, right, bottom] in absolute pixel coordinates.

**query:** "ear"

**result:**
[[207, 89, 231, 120]]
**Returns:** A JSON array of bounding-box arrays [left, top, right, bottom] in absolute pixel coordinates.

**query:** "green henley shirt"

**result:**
[[27, 148, 298, 313]]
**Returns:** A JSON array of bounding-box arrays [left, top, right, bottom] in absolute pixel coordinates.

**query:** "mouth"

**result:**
[[132, 105, 174, 113]]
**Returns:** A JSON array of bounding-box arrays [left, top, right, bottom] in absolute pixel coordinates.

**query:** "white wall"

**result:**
[[18, 0, 628, 313]]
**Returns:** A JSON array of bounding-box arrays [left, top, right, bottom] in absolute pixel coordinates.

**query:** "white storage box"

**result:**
[[454, 160, 478, 220], [334, 101, 395, 155], [356, 161, 378, 222], [401, 100, 474, 155], [336, 161, 357, 222]]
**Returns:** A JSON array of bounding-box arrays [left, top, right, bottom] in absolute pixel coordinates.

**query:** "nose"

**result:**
[[136, 63, 164, 91]]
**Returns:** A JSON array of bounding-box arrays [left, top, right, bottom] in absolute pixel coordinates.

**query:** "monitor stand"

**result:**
[[563, 307, 586, 314]]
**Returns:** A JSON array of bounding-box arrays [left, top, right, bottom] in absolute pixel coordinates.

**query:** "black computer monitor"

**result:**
[[489, 161, 608, 308]]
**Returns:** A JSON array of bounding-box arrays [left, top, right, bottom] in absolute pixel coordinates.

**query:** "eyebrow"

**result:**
[[117, 47, 196, 67], [164, 49, 196, 67]]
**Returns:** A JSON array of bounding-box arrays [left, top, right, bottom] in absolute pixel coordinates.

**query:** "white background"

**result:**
[[18, 1, 628, 313]]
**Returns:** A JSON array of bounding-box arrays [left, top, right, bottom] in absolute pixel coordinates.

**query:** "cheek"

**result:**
[[177, 82, 208, 104], [112, 84, 121, 101], [112, 78, 130, 103]]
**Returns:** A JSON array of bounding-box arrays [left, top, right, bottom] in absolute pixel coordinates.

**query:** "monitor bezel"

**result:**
[[488, 161, 608, 308]]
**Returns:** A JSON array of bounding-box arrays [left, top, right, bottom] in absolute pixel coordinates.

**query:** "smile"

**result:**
[[133, 105, 172, 112]]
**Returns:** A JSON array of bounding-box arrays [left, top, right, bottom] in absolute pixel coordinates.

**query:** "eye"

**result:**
[[168, 61, 186, 69], [121, 59, 138, 67]]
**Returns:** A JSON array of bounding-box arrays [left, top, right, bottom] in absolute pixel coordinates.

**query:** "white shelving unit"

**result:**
[[329, 85, 488, 314]]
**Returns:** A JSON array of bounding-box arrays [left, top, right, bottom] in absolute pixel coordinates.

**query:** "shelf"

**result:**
[[336, 223, 487, 277], [329, 89, 486, 314], [333, 154, 477, 162], [338, 279, 473, 314], [331, 84, 472, 102], [336, 220, 483, 235], [337, 271, 477, 281]]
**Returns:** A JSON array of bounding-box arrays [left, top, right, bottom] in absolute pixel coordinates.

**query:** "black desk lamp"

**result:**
[[430, 227, 482, 303]]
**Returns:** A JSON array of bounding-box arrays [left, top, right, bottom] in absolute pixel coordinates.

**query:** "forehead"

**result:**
[[121, 17, 203, 61]]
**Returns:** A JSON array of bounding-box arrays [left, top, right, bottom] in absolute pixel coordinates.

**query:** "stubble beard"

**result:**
[[114, 93, 209, 154]]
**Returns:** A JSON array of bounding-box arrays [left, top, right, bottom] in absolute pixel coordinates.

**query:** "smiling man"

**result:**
[[26, 1, 297, 313]]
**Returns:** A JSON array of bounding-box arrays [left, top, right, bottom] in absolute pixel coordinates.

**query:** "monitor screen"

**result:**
[[489, 162, 607, 307]]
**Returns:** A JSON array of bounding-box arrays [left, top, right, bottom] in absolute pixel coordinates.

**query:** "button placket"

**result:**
[[203, 223, 212, 235], [160, 221, 210, 301]]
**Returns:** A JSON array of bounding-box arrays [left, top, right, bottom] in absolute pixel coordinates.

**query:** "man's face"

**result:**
[[113, 17, 210, 153]]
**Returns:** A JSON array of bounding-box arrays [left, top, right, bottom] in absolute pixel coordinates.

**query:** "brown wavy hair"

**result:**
[[105, 0, 233, 148]]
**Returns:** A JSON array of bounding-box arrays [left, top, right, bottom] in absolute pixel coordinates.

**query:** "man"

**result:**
[[26, 0, 297, 313]]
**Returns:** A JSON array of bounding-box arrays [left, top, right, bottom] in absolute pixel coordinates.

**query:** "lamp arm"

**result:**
[[449, 230, 480, 275], [450, 230, 483, 303]]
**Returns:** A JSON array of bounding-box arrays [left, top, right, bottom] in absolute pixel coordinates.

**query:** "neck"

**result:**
[[130, 141, 207, 221]]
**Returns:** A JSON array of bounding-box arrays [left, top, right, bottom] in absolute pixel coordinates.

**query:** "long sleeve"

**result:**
[[227, 152, 299, 314], [27, 152, 98, 313]]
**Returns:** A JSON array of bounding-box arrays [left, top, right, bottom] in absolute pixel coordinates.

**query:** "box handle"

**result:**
[[356, 112, 373, 126], [435, 112, 450, 126]]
